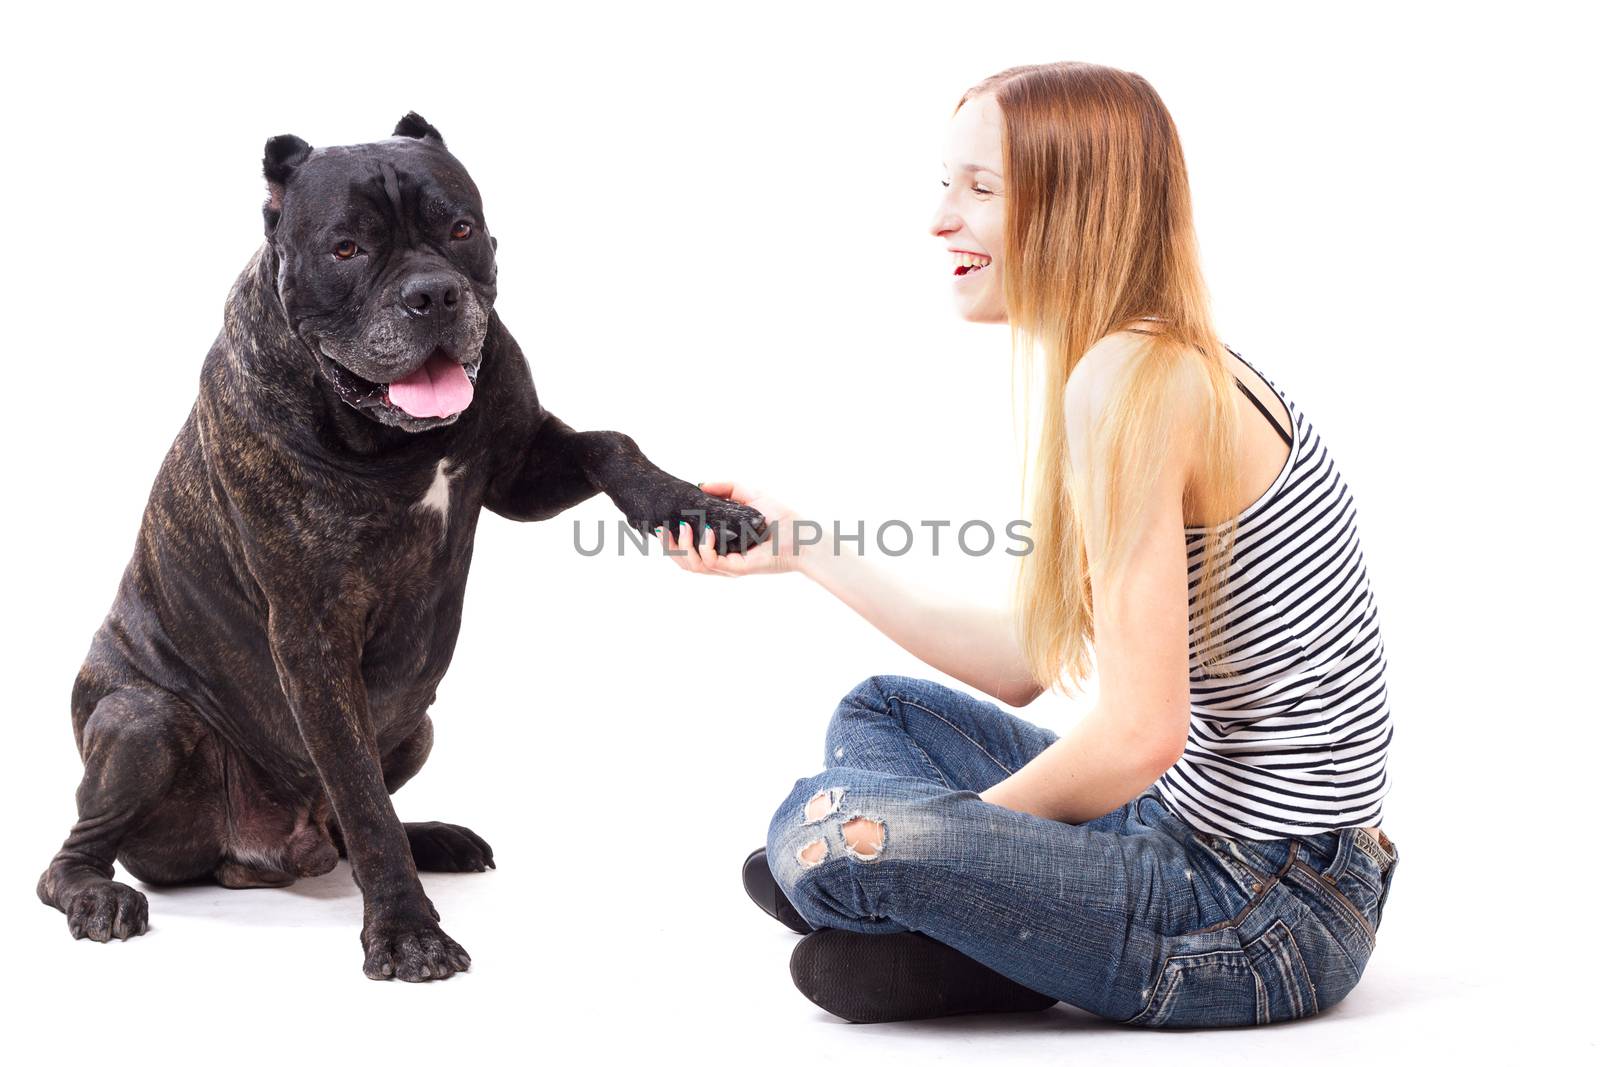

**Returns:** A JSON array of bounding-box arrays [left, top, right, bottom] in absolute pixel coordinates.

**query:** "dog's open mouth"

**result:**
[[319, 346, 482, 423]]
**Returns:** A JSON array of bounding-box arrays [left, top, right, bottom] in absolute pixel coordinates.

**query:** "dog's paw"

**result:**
[[406, 821, 495, 873], [362, 912, 471, 982], [633, 492, 769, 555], [65, 881, 149, 942], [698, 495, 770, 554]]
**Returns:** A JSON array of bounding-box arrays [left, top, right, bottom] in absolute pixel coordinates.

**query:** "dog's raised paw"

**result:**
[[649, 494, 767, 555], [362, 913, 471, 982], [706, 498, 770, 555], [66, 881, 149, 942], [406, 821, 495, 873]]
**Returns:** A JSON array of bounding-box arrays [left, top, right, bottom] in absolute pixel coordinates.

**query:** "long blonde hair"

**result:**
[[957, 62, 1247, 695]]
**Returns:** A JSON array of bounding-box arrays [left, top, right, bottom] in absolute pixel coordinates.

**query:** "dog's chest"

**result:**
[[386, 455, 476, 552], [364, 454, 482, 608], [357, 454, 483, 718], [410, 457, 455, 525]]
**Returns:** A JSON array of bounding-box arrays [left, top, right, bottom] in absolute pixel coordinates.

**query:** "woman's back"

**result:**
[[1158, 348, 1394, 841]]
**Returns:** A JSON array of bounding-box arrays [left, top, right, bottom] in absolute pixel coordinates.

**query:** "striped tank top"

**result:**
[[1152, 348, 1394, 841]]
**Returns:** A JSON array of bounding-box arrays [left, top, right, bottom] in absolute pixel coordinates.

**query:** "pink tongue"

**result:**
[[388, 352, 474, 418]]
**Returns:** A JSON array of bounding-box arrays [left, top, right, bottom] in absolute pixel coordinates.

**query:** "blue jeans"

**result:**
[[766, 675, 1399, 1027]]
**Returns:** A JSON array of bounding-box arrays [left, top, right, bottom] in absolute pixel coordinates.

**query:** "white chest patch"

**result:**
[[412, 458, 454, 526]]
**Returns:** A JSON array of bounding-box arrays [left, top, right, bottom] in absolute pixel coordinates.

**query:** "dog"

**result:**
[[36, 112, 767, 981]]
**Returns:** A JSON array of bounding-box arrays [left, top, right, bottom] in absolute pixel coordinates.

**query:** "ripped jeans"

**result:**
[[765, 675, 1399, 1027]]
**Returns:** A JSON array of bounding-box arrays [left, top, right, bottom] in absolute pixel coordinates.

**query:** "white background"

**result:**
[[4, 1, 1594, 1062]]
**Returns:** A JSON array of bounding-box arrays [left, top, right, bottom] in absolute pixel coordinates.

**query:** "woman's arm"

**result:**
[[800, 545, 1044, 707], [660, 483, 1044, 707], [981, 335, 1202, 822], [976, 482, 1193, 819]]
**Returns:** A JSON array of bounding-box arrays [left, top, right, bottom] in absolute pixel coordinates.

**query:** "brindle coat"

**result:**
[[36, 112, 766, 981]]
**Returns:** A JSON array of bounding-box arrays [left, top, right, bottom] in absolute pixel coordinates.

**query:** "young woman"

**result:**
[[660, 61, 1398, 1027]]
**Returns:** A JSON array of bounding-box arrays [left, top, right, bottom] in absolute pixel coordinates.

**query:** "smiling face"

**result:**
[[267, 131, 499, 433], [929, 92, 1007, 323]]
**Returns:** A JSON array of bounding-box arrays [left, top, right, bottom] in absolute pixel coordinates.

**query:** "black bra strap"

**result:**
[[1233, 377, 1293, 446], [1121, 329, 1293, 446]]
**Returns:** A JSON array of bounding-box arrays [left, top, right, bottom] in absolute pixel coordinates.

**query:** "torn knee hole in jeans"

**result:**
[[797, 838, 828, 868], [797, 786, 886, 864], [842, 815, 885, 862], [803, 787, 845, 824]]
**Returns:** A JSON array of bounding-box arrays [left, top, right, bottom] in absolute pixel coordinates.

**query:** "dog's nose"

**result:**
[[400, 273, 461, 318]]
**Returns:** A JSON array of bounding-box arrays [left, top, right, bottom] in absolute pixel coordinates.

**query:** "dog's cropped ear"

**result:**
[[262, 133, 313, 236], [393, 111, 447, 149]]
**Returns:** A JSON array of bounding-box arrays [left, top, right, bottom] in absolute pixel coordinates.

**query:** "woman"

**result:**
[[660, 61, 1397, 1027]]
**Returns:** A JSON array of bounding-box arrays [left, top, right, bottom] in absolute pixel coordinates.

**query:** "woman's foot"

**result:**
[[788, 927, 1060, 1023], [741, 847, 815, 934]]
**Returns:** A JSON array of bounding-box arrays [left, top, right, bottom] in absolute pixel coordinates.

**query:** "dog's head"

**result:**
[[262, 113, 498, 433]]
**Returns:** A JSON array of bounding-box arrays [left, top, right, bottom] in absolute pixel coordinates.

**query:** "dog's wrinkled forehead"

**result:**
[[279, 140, 482, 236], [261, 112, 487, 240]]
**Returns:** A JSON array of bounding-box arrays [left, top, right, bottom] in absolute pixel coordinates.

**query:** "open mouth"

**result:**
[[319, 346, 482, 425], [952, 251, 993, 277]]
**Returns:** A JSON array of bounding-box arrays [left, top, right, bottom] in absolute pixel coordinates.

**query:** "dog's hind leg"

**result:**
[[365, 715, 496, 873], [37, 684, 209, 941]]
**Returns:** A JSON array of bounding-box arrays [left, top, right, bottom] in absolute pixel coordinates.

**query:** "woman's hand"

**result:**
[[656, 481, 805, 577]]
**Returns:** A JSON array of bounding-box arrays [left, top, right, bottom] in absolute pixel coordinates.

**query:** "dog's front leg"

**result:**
[[485, 412, 768, 553], [266, 601, 470, 982]]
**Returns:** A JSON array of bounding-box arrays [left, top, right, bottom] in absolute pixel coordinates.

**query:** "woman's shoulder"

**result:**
[[1065, 328, 1210, 426], [1064, 329, 1210, 499]]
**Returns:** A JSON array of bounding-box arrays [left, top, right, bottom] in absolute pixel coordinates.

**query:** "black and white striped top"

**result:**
[[1153, 349, 1393, 841]]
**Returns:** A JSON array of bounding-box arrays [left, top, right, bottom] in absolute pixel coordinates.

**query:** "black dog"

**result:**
[[37, 112, 766, 981]]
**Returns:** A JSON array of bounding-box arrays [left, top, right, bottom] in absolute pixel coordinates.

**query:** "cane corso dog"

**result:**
[[37, 112, 767, 981]]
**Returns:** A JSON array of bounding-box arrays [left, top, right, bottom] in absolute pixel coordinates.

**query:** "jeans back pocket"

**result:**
[[1284, 827, 1396, 966], [1332, 827, 1397, 933]]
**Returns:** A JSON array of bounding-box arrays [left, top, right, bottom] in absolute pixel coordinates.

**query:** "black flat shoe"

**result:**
[[789, 927, 1060, 1023], [742, 847, 815, 934]]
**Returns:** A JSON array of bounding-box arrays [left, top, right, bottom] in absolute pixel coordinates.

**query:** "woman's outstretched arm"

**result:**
[[801, 539, 1044, 707], [658, 482, 1044, 707]]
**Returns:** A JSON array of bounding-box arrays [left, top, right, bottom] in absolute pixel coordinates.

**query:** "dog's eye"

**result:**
[[332, 240, 361, 260], [450, 220, 473, 240]]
